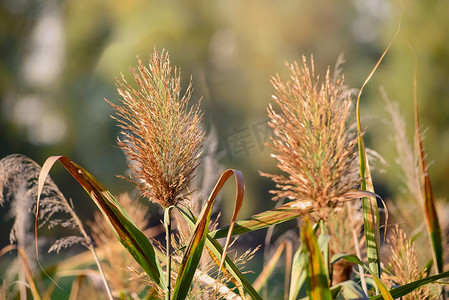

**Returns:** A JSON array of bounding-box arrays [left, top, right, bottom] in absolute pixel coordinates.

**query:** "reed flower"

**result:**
[[109, 49, 204, 208], [262, 56, 359, 220], [385, 227, 436, 299]]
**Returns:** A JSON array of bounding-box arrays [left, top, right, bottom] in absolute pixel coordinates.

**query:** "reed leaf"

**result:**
[[412, 56, 443, 275], [210, 191, 375, 240], [331, 254, 392, 300], [210, 200, 313, 239], [289, 243, 307, 300], [178, 205, 262, 300], [370, 270, 449, 300], [355, 31, 398, 279], [301, 217, 332, 300], [36, 155, 166, 290], [330, 280, 368, 300], [172, 169, 244, 300]]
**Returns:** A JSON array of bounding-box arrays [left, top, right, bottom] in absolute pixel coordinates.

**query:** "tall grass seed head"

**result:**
[[108, 49, 204, 208], [262, 56, 359, 220]]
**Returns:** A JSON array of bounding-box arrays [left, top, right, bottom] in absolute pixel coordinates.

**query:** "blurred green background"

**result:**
[[1, 0, 449, 248]]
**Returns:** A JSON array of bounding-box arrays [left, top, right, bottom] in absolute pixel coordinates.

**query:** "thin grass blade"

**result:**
[[301, 218, 332, 300], [355, 29, 399, 279], [36, 156, 166, 289], [171, 169, 244, 300]]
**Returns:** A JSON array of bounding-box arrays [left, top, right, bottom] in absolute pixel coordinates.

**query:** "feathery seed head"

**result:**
[[262, 56, 359, 220], [109, 49, 204, 208], [385, 227, 435, 299]]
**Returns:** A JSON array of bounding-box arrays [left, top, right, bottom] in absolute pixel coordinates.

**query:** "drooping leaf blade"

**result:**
[[301, 218, 332, 300], [330, 280, 368, 300], [171, 169, 244, 300], [178, 205, 262, 300], [36, 156, 166, 290], [332, 254, 392, 300]]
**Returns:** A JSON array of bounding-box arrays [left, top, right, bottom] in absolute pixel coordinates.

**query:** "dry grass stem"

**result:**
[[109, 49, 204, 208], [262, 56, 359, 220]]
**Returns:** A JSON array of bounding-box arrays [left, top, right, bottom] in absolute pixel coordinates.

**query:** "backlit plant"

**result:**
[[1, 47, 448, 300]]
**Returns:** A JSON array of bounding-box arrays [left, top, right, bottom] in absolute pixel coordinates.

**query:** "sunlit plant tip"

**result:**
[[108, 49, 204, 209]]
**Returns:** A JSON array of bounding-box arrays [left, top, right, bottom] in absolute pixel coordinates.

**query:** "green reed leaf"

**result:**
[[210, 191, 374, 241], [358, 144, 381, 279], [369, 270, 449, 299], [210, 200, 313, 239], [301, 217, 332, 300], [355, 27, 400, 284], [330, 280, 368, 300], [332, 254, 392, 300], [355, 34, 397, 280], [178, 205, 262, 300], [289, 243, 307, 300], [36, 156, 166, 290], [172, 169, 244, 300]]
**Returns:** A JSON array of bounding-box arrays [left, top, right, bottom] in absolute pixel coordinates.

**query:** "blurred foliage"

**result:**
[[1, 0, 448, 248]]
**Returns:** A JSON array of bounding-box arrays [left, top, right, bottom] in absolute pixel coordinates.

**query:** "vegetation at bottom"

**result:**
[[1, 47, 448, 299]]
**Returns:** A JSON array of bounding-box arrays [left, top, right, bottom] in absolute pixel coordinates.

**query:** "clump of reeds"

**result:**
[[262, 56, 359, 220], [109, 49, 204, 209]]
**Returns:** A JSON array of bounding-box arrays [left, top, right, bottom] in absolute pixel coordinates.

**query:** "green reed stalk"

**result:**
[[164, 207, 173, 300]]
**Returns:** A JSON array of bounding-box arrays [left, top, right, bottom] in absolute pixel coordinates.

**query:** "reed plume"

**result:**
[[262, 56, 359, 220], [109, 49, 204, 208], [385, 227, 436, 299]]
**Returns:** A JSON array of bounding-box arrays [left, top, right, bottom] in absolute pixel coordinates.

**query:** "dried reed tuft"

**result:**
[[0, 154, 93, 258], [109, 49, 204, 208], [0, 154, 112, 298], [261, 56, 359, 220], [385, 227, 435, 299]]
